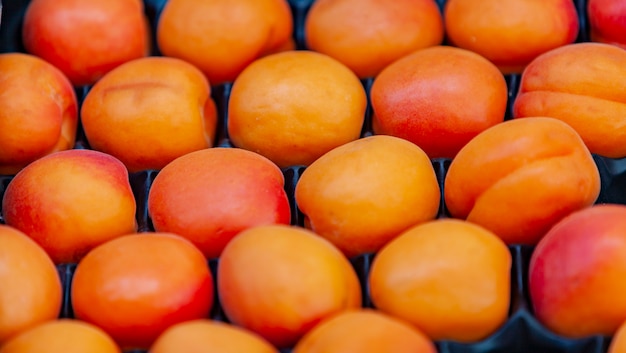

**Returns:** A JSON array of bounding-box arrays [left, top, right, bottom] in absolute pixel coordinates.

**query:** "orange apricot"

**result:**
[[513, 42, 626, 158], [217, 225, 362, 348], [444, 0, 579, 74], [150, 320, 278, 353], [0, 225, 62, 344], [81, 56, 217, 172], [444, 117, 600, 245], [295, 135, 440, 257], [304, 0, 443, 78], [0, 320, 120, 353], [228, 50, 367, 168], [293, 309, 437, 353], [369, 219, 511, 342], [0, 53, 77, 175], [157, 0, 293, 85]]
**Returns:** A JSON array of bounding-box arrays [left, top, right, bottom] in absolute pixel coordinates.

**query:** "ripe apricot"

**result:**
[[293, 309, 437, 353], [148, 148, 291, 259], [0, 225, 62, 344], [157, 0, 293, 85], [304, 0, 443, 78], [369, 219, 511, 342], [2, 149, 137, 263], [444, 0, 579, 74], [370, 45, 507, 159], [0, 53, 77, 175], [150, 320, 278, 353], [81, 56, 217, 172], [588, 0, 626, 50], [530, 204, 626, 338], [513, 42, 626, 158], [444, 117, 600, 245], [295, 135, 440, 258], [228, 50, 367, 168], [0, 320, 120, 353], [71, 233, 214, 349], [22, 0, 149, 86], [217, 225, 362, 348]]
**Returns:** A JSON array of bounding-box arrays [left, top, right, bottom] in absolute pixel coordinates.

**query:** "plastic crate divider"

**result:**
[[212, 82, 235, 148], [208, 258, 230, 323], [593, 155, 626, 205], [142, 0, 168, 57], [287, 0, 315, 50], [0, 175, 13, 224], [282, 165, 307, 227], [73, 85, 92, 150], [129, 169, 159, 233], [432, 158, 452, 218], [504, 73, 521, 121], [360, 77, 375, 138], [56, 263, 76, 319]]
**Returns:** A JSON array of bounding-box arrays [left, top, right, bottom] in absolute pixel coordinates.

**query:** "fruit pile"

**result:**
[[2, 0, 626, 352]]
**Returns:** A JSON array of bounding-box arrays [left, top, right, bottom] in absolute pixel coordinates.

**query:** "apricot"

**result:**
[[217, 225, 362, 348], [0, 225, 62, 344], [513, 42, 626, 158], [444, 117, 600, 245], [293, 309, 437, 353], [588, 0, 626, 49], [304, 0, 443, 78], [609, 320, 626, 353], [370, 45, 507, 159], [150, 320, 278, 353], [71, 233, 214, 350], [228, 50, 367, 168], [529, 204, 626, 338], [1, 149, 137, 263], [294, 135, 440, 257], [157, 0, 293, 85], [147, 148, 291, 259], [0, 53, 77, 175], [444, 0, 579, 74], [22, 0, 149, 86], [81, 56, 217, 172], [369, 219, 511, 342], [0, 320, 120, 353]]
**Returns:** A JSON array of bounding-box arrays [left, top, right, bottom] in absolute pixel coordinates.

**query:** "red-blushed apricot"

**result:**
[[157, 0, 293, 85], [588, 0, 626, 49], [81, 57, 217, 172], [529, 204, 626, 338], [292, 309, 437, 353], [1, 149, 137, 263], [294, 135, 440, 258], [0, 320, 120, 353], [228, 50, 367, 168], [22, 0, 149, 86], [217, 225, 362, 349], [0, 225, 62, 344], [149, 320, 278, 353], [370, 45, 507, 159], [304, 0, 443, 78], [513, 42, 626, 158], [444, 0, 579, 74], [71, 233, 214, 350], [444, 117, 600, 245], [147, 148, 291, 259], [0, 53, 77, 175]]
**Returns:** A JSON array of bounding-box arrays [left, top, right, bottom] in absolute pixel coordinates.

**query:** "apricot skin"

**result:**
[[0, 53, 77, 175], [444, 117, 600, 245], [530, 204, 626, 338], [513, 42, 626, 158]]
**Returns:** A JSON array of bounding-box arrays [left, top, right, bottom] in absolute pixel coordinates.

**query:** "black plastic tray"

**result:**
[[2, 0, 626, 352]]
